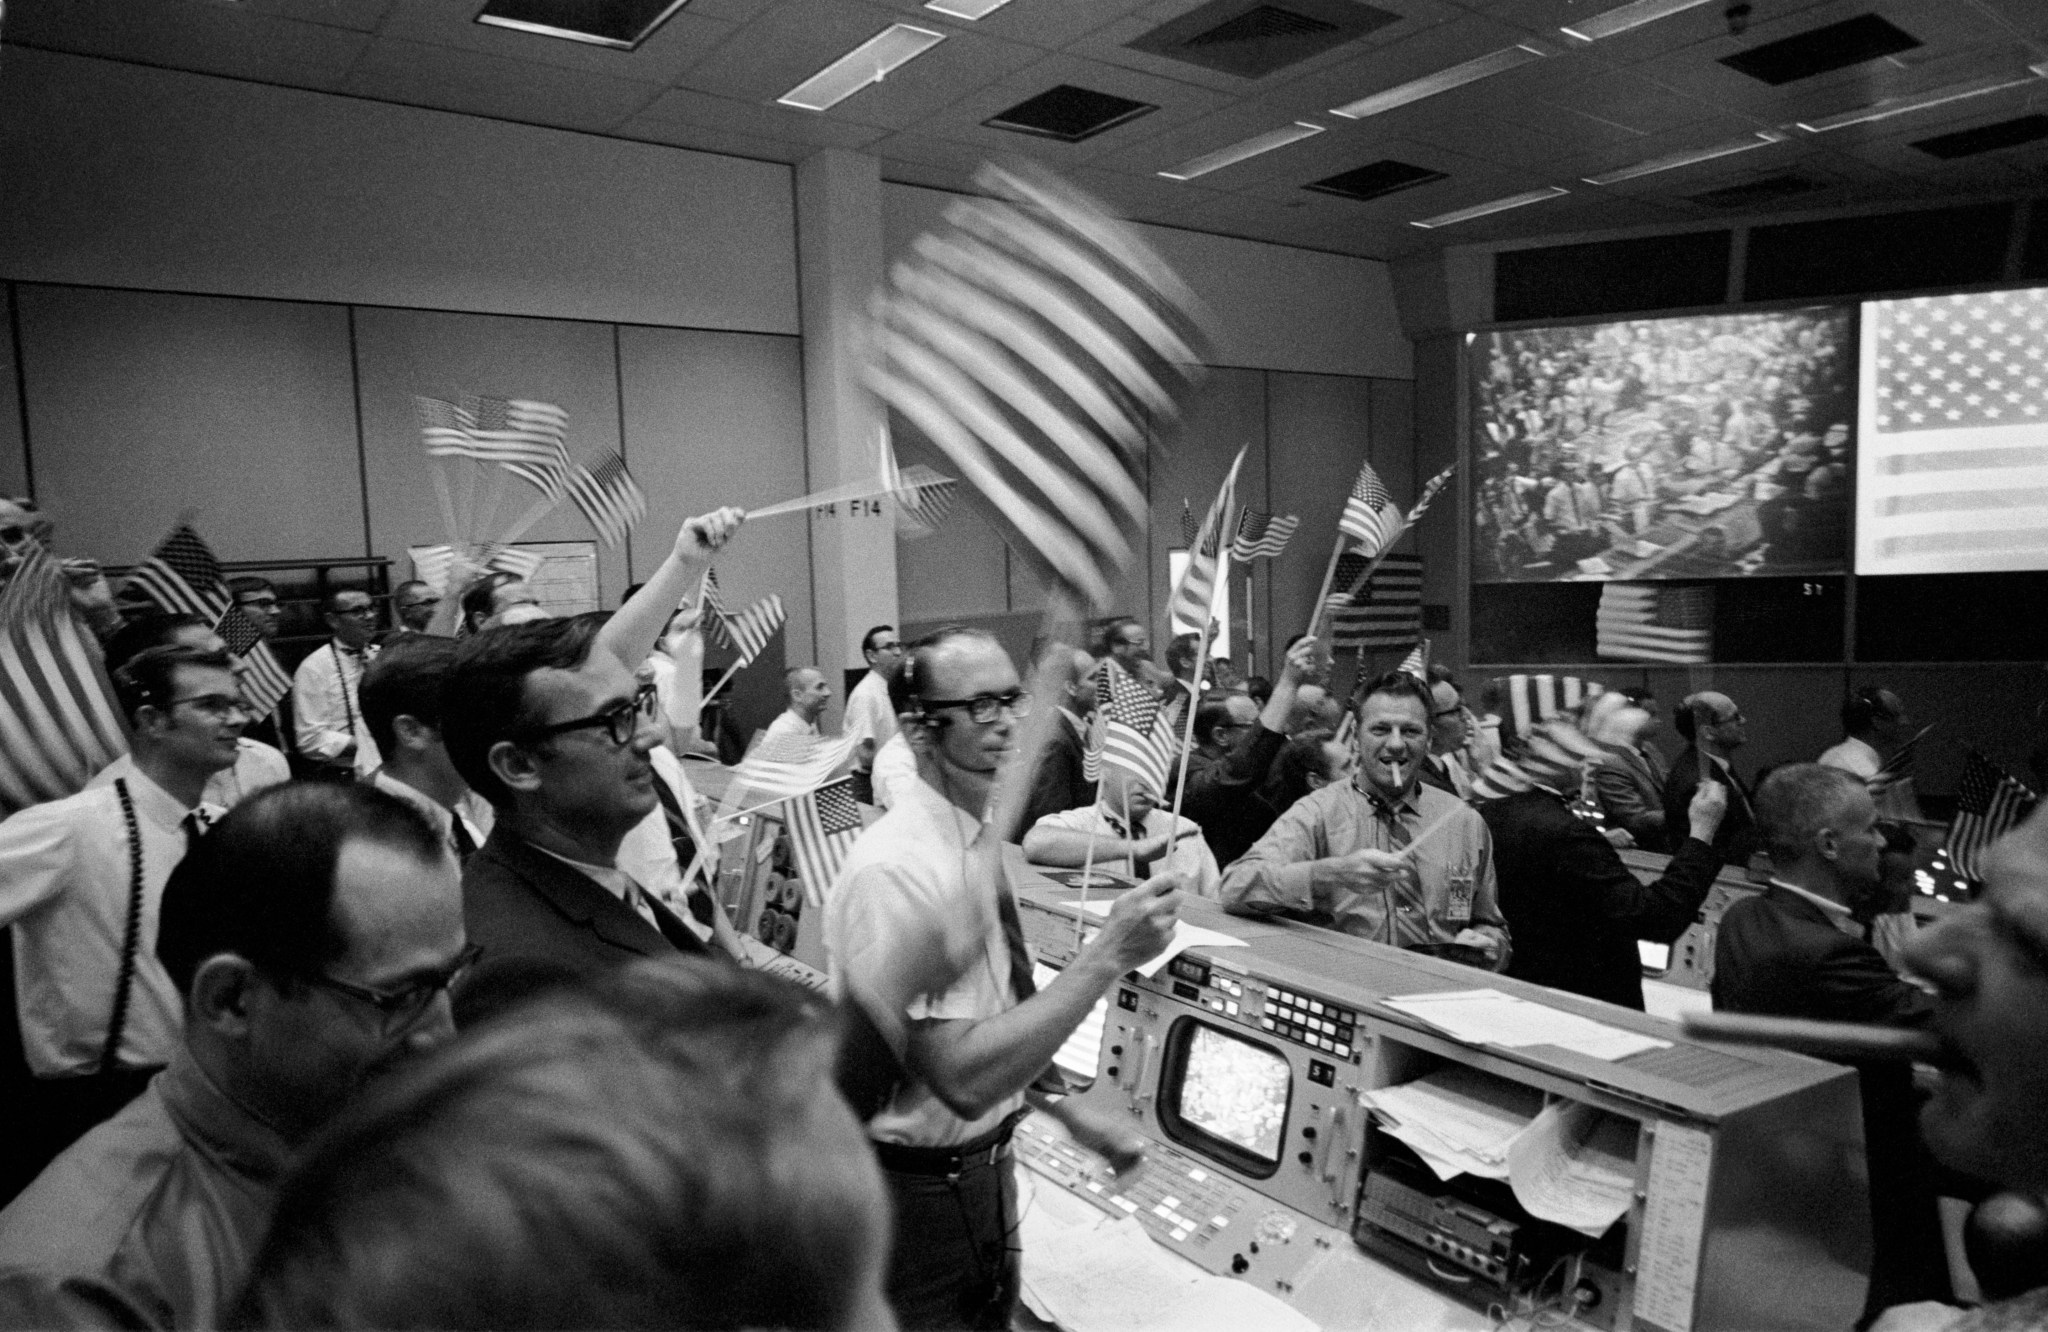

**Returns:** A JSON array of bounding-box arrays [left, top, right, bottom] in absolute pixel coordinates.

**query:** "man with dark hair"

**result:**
[[1223, 672, 1508, 965], [1014, 645, 1095, 831], [1417, 667, 1473, 799], [1663, 689, 1759, 864], [388, 580, 438, 637], [225, 577, 294, 754], [232, 959, 893, 1332], [292, 589, 381, 779], [444, 508, 743, 1016], [827, 626, 1179, 1329], [1591, 686, 1670, 848], [458, 573, 541, 635], [360, 636, 490, 865], [844, 625, 903, 777], [765, 665, 833, 742], [98, 612, 288, 811], [1181, 636, 1319, 869], [0, 782, 467, 1329], [1713, 763, 1950, 1322], [0, 646, 245, 1197]]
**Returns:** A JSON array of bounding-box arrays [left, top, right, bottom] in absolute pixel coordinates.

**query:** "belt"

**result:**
[[872, 1109, 1025, 1178]]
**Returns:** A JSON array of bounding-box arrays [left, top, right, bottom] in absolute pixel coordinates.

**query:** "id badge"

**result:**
[[1443, 867, 1474, 927]]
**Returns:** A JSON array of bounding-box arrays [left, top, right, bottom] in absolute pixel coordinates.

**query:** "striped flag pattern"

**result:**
[[1093, 659, 1181, 797], [867, 161, 1210, 611], [1396, 641, 1429, 680], [485, 546, 546, 581], [725, 730, 862, 807], [723, 595, 786, 666], [1493, 673, 1605, 740], [0, 551, 128, 818], [1328, 552, 1422, 649], [1469, 719, 1610, 803], [785, 776, 865, 905], [1231, 508, 1298, 561], [895, 464, 959, 536], [1338, 459, 1405, 557], [1166, 449, 1244, 633], [565, 452, 647, 548], [415, 395, 572, 500], [1947, 750, 2037, 880], [216, 606, 292, 716], [122, 524, 292, 718], [1596, 583, 1713, 664]]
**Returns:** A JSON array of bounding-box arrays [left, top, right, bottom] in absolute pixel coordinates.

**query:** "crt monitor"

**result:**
[[1156, 1018, 1292, 1181]]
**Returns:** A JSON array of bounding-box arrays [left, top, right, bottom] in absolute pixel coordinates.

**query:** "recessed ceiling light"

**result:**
[[474, 0, 693, 50], [778, 24, 947, 112], [1329, 43, 1548, 120], [1560, 0, 1716, 43], [1583, 129, 1789, 184], [925, 0, 1010, 17], [1158, 122, 1326, 182], [1795, 65, 2048, 132], [1410, 186, 1568, 228]]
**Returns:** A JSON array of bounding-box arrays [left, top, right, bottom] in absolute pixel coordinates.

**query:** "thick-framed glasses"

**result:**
[[921, 689, 1031, 724], [303, 943, 483, 1035], [517, 683, 658, 748], [168, 693, 253, 722]]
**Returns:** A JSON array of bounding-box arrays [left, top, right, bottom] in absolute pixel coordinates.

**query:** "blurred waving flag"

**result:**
[[876, 427, 960, 539], [1948, 750, 2037, 880], [786, 776, 865, 905], [725, 730, 861, 808], [565, 452, 647, 548], [0, 549, 128, 817], [414, 395, 571, 500], [1166, 448, 1245, 634], [867, 162, 1211, 611], [1093, 658, 1181, 797], [123, 523, 291, 718], [1231, 508, 1299, 561], [1337, 459, 1403, 557], [723, 595, 786, 666], [1596, 584, 1713, 665]]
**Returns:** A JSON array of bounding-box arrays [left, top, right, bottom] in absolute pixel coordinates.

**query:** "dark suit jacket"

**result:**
[[1016, 712, 1095, 839], [1662, 745, 1760, 865], [1591, 747, 1666, 846], [1712, 887, 1948, 1318], [457, 825, 708, 1024], [1482, 788, 1722, 1010], [1182, 723, 1288, 870]]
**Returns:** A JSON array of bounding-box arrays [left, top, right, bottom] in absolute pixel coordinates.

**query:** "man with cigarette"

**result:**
[[1221, 671, 1508, 967]]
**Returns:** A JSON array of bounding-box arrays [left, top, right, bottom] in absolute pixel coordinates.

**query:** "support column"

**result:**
[[795, 148, 896, 731]]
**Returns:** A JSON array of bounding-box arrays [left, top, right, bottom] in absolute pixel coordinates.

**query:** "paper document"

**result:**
[[1081, 901, 1246, 978], [1506, 1100, 1639, 1238], [1382, 988, 1671, 1061], [1036, 963, 1108, 1083], [1022, 1213, 1316, 1332], [1362, 1066, 1543, 1181]]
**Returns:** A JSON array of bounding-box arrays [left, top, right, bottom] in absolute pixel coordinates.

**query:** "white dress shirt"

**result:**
[[870, 732, 919, 811], [292, 640, 380, 776], [1029, 803, 1221, 898], [88, 738, 288, 811], [842, 670, 898, 757], [369, 770, 493, 861], [613, 746, 715, 944], [761, 709, 820, 744], [1817, 735, 1882, 780], [0, 759, 222, 1075]]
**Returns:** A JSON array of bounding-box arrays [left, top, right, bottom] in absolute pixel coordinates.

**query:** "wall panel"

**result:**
[[1639, 665, 1844, 785], [1265, 373, 1378, 672], [0, 288, 27, 499], [14, 285, 362, 564], [1147, 369, 1267, 667], [353, 306, 627, 604]]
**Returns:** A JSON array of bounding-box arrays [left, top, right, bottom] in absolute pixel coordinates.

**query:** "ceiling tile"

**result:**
[[635, 86, 892, 149], [248, 0, 397, 33], [1066, 0, 1469, 95], [866, 0, 1153, 51], [899, 51, 1233, 162], [341, 36, 668, 132], [6, 0, 372, 88], [374, 0, 737, 84]]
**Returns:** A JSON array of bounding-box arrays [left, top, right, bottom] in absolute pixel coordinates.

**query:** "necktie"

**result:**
[[182, 809, 212, 844], [635, 880, 710, 954], [449, 815, 478, 864], [992, 861, 1038, 1004], [648, 772, 716, 927], [1366, 793, 1410, 851]]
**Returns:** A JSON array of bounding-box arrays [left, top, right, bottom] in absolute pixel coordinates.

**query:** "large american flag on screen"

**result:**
[[1858, 286, 2048, 575]]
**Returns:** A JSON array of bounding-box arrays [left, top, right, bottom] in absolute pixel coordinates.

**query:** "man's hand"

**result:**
[[1088, 871, 1182, 974], [1129, 827, 1197, 862], [1280, 635, 1319, 685], [1323, 847, 1412, 893], [1040, 1098, 1148, 1176], [1602, 827, 1636, 849], [1688, 779, 1728, 844], [673, 507, 745, 564], [1453, 924, 1511, 971]]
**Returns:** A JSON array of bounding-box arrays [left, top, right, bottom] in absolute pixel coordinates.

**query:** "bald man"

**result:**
[[763, 667, 833, 743], [1662, 690, 1759, 865]]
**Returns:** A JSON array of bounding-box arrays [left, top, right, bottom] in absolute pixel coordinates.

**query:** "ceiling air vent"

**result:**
[[1913, 114, 2048, 160], [1127, 0, 1400, 80], [984, 85, 1158, 142], [1719, 14, 1919, 86], [1304, 159, 1447, 201], [1684, 173, 1826, 210]]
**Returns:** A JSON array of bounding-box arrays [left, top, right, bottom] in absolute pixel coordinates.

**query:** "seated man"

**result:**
[[1180, 636, 1316, 869], [1712, 764, 1949, 1322], [0, 782, 467, 1329], [1222, 672, 1509, 968], [1663, 691, 1759, 865], [1590, 687, 1669, 848], [1024, 766, 1219, 898], [1417, 667, 1473, 799], [764, 666, 833, 742], [1016, 647, 1097, 833], [230, 960, 892, 1332]]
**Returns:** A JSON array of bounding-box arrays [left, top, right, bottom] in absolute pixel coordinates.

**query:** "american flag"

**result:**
[[1166, 449, 1244, 634], [1947, 750, 2037, 881], [1179, 500, 1198, 547], [485, 545, 546, 581], [723, 595, 786, 666], [1337, 458, 1405, 557], [1396, 641, 1429, 680], [415, 395, 571, 500], [1231, 508, 1299, 561], [565, 452, 647, 548], [1092, 658, 1180, 797], [698, 568, 732, 651], [725, 730, 861, 807], [0, 550, 128, 818], [123, 524, 292, 718], [1595, 583, 1714, 665], [1328, 552, 1421, 649], [895, 464, 958, 535], [1495, 673, 1604, 740], [866, 162, 1210, 611], [1858, 290, 2045, 575], [784, 776, 865, 905]]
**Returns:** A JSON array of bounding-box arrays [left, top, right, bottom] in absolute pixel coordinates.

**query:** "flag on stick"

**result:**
[[413, 395, 571, 500], [876, 427, 960, 538], [0, 550, 128, 818], [1166, 449, 1245, 634], [1179, 500, 1198, 547], [565, 452, 647, 548], [723, 731, 861, 808], [1232, 509, 1299, 561], [1948, 750, 2037, 881], [1327, 552, 1422, 650], [1396, 641, 1429, 681], [1338, 459, 1404, 557], [785, 776, 865, 905], [123, 524, 291, 718], [1094, 659, 1181, 798], [723, 595, 786, 666]]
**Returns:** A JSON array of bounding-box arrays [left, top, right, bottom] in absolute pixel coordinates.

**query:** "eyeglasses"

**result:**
[[302, 943, 483, 1035], [331, 605, 377, 618], [517, 683, 658, 748], [920, 689, 1030, 724], [168, 693, 253, 721], [238, 595, 280, 611]]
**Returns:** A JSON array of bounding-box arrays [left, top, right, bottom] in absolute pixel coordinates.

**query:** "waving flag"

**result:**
[[1396, 641, 1429, 681], [123, 524, 291, 718], [1094, 659, 1181, 797], [1338, 459, 1404, 557], [0, 550, 128, 817], [876, 428, 960, 538], [414, 395, 571, 500], [1948, 750, 2037, 880], [725, 730, 861, 808], [566, 452, 647, 548], [1232, 509, 1299, 561], [723, 595, 786, 666], [786, 776, 865, 905], [1166, 449, 1245, 634], [1328, 552, 1422, 650]]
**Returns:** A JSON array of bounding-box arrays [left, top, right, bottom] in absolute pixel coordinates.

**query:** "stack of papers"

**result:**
[[1381, 988, 1671, 1061], [1360, 1066, 1543, 1181], [1021, 1213, 1317, 1332]]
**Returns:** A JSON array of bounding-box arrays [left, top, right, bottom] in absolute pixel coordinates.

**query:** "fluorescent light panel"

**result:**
[[1411, 186, 1568, 229], [1329, 44, 1546, 120], [1561, 0, 1716, 43], [1583, 129, 1789, 184], [925, 0, 1010, 17], [1797, 66, 2048, 132], [778, 24, 947, 112], [1159, 122, 1325, 181]]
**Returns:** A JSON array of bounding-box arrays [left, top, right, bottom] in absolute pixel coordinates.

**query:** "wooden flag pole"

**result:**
[[430, 461, 462, 548], [701, 658, 747, 707], [496, 495, 558, 548], [1167, 548, 1230, 831], [1303, 540, 1346, 643]]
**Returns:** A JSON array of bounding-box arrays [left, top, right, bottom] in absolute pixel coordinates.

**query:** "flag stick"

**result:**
[[1167, 548, 1230, 831], [701, 657, 747, 707], [430, 461, 462, 548], [475, 464, 512, 549], [496, 496, 558, 548], [457, 457, 482, 546], [1304, 540, 1345, 643], [745, 475, 909, 521], [1074, 810, 1100, 954]]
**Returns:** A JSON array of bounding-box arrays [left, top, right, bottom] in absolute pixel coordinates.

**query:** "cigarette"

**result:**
[[1682, 1012, 1943, 1064]]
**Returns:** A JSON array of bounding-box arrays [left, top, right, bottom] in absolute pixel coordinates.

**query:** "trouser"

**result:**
[[2, 1065, 159, 1205], [874, 1115, 1024, 1331]]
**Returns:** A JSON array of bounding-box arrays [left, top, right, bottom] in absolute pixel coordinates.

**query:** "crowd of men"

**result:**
[[0, 487, 2041, 1331]]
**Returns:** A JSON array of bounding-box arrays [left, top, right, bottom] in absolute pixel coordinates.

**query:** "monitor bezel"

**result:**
[[1156, 1016, 1292, 1181]]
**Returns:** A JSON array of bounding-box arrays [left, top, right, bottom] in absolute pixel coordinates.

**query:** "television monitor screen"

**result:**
[[1855, 284, 2048, 575], [1162, 1022, 1291, 1174], [1471, 308, 1854, 583]]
